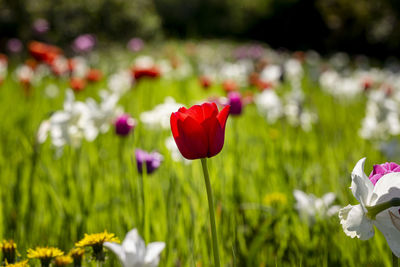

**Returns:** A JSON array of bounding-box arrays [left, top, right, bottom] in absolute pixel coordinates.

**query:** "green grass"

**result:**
[[0, 57, 394, 266]]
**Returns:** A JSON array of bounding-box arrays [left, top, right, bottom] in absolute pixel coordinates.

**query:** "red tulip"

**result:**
[[170, 102, 230, 160]]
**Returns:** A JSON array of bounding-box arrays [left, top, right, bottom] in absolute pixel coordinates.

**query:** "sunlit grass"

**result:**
[[0, 61, 394, 266]]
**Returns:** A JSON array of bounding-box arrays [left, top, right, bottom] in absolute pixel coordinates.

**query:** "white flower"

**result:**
[[70, 56, 89, 78], [140, 97, 183, 130], [49, 90, 98, 148], [339, 158, 400, 256], [254, 90, 283, 123], [283, 89, 317, 131], [104, 228, 165, 267], [15, 65, 34, 83], [259, 65, 282, 86], [134, 56, 155, 69], [37, 120, 51, 144], [44, 84, 59, 98], [86, 90, 122, 133], [294, 190, 340, 223], [284, 59, 303, 80], [108, 70, 133, 96]]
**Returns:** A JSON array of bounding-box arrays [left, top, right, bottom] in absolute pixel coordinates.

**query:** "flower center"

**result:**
[[369, 162, 400, 185]]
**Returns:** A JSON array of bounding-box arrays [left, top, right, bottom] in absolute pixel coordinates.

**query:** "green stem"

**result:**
[[201, 158, 220, 267], [367, 198, 400, 220], [393, 253, 398, 267], [141, 164, 149, 242]]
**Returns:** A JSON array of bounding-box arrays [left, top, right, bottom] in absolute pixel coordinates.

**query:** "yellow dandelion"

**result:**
[[68, 248, 85, 259], [1, 240, 18, 264], [263, 192, 288, 207], [54, 255, 73, 267], [75, 231, 119, 262], [4, 260, 29, 267], [0, 240, 17, 252], [27, 247, 64, 260], [75, 231, 119, 248], [68, 248, 84, 266]]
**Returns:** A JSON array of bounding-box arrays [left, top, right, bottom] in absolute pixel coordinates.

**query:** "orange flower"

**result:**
[[70, 77, 86, 92], [86, 69, 102, 82]]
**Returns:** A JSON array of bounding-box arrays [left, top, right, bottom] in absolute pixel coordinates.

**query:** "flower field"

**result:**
[[0, 40, 398, 266]]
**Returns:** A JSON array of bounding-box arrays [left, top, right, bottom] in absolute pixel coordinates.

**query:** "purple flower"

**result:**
[[33, 18, 49, 34], [127, 38, 144, 52], [228, 92, 243, 115], [72, 34, 96, 53], [115, 114, 136, 136], [135, 149, 163, 174], [7, 38, 23, 53], [369, 162, 400, 185]]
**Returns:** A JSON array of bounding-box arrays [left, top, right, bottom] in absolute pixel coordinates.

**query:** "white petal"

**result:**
[[104, 242, 126, 264], [322, 192, 336, 206], [374, 209, 400, 257], [339, 204, 374, 240], [371, 172, 400, 206], [351, 158, 374, 208], [144, 242, 165, 266], [123, 229, 146, 259], [327, 205, 340, 217], [389, 211, 400, 232]]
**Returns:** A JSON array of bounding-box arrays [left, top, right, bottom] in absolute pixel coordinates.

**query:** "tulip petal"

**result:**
[[351, 158, 374, 209], [339, 204, 374, 240], [171, 111, 208, 159], [375, 210, 400, 257], [144, 242, 165, 266], [122, 229, 146, 259], [371, 172, 400, 206], [204, 105, 230, 157], [217, 105, 231, 129], [104, 242, 126, 264], [170, 112, 193, 159]]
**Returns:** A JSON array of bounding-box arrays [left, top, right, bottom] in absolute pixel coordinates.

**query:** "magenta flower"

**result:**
[[115, 114, 136, 136], [369, 162, 400, 185], [72, 34, 96, 53], [135, 149, 163, 174], [33, 18, 49, 34], [228, 92, 243, 115], [7, 38, 23, 53], [127, 38, 144, 52]]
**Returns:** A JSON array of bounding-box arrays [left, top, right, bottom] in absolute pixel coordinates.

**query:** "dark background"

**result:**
[[1, 0, 400, 58]]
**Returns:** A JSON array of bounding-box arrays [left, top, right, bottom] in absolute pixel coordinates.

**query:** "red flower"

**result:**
[[28, 41, 61, 65], [132, 66, 160, 80], [199, 75, 212, 89], [86, 69, 103, 82], [170, 102, 230, 160], [70, 77, 86, 92], [222, 80, 238, 93]]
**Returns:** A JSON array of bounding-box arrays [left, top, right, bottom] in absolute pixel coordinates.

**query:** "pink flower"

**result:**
[[369, 162, 400, 185]]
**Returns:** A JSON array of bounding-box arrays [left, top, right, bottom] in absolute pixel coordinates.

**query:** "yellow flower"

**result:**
[[1, 240, 18, 264], [54, 256, 73, 267], [263, 192, 288, 207], [27, 247, 64, 260], [68, 248, 85, 259], [75, 231, 119, 248], [75, 231, 119, 262], [4, 260, 29, 267], [0, 240, 17, 252]]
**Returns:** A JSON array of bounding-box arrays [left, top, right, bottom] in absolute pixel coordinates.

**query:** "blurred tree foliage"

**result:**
[[1, 0, 400, 57], [0, 0, 161, 45]]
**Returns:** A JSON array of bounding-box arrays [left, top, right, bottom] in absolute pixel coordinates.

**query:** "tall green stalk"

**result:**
[[201, 158, 220, 267]]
